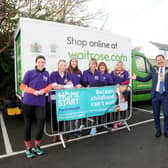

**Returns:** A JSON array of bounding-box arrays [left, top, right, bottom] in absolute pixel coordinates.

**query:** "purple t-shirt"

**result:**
[[111, 70, 129, 85], [22, 68, 50, 106], [100, 72, 113, 86], [69, 71, 82, 86], [82, 69, 102, 87], [50, 71, 72, 85]]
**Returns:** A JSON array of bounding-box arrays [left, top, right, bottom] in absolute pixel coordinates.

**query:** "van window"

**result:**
[[135, 56, 146, 72], [146, 60, 151, 73], [135, 55, 151, 73]]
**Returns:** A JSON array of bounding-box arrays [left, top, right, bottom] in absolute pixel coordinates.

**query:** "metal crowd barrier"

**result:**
[[44, 85, 132, 148]]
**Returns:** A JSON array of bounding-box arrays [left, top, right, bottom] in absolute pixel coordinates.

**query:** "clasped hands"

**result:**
[[33, 90, 44, 96]]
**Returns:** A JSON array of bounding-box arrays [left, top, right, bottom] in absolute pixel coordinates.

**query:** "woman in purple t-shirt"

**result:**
[[20, 55, 52, 158], [98, 62, 113, 86], [82, 58, 102, 87], [111, 61, 129, 85], [50, 60, 73, 142], [67, 58, 82, 88], [111, 61, 130, 129]]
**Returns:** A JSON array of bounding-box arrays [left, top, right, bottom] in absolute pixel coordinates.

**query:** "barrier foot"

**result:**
[[124, 120, 130, 131], [59, 134, 66, 148]]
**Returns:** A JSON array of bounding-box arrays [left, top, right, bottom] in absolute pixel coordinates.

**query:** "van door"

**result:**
[[132, 55, 152, 102]]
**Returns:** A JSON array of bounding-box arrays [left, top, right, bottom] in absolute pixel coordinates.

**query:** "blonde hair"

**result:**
[[58, 59, 67, 66], [89, 58, 97, 66], [115, 61, 124, 70]]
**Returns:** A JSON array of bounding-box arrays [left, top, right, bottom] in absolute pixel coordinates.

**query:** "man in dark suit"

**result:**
[[130, 55, 168, 137]]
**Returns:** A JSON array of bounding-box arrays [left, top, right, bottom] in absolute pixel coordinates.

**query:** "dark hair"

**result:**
[[35, 55, 46, 63], [98, 62, 108, 73], [68, 58, 81, 74], [156, 54, 165, 60]]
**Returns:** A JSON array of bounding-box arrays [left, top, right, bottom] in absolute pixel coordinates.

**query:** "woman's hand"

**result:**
[[53, 85, 64, 90], [38, 90, 44, 95], [33, 90, 40, 96], [66, 81, 73, 85], [75, 84, 82, 88]]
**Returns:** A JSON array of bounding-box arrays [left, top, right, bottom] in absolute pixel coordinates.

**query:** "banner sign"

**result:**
[[55, 86, 120, 121]]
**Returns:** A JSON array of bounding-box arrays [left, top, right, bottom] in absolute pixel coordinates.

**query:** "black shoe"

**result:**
[[155, 131, 161, 137], [164, 132, 168, 137]]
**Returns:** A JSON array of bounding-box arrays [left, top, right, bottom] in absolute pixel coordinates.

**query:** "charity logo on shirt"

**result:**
[[43, 76, 48, 82], [94, 75, 99, 80], [119, 74, 124, 78], [114, 71, 124, 78]]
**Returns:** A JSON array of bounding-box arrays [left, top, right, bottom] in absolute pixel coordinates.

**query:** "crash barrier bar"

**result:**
[[44, 85, 132, 148]]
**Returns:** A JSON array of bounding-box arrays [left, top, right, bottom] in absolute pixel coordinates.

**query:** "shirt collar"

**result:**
[[159, 66, 165, 71], [58, 71, 67, 79], [88, 69, 98, 75], [35, 66, 45, 73]]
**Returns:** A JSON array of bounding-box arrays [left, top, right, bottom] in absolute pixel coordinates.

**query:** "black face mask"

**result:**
[[35, 66, 45, 73]]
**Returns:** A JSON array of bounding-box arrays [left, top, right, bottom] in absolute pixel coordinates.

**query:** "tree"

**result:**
[[0, 0, 103, 95], [0, 0, 102, 55]]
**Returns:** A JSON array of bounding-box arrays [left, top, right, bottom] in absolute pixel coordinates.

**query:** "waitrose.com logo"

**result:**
[[68, 50, 128, 62]]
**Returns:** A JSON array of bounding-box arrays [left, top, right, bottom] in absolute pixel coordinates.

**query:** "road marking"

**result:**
[[133, 107, 163, 116], [0, 116, 162, 159], [133, 107, 153, 113], [0, 111, 13, 154]]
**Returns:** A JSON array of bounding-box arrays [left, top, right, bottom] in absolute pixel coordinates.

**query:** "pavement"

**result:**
[[0, 101, 168, 168]]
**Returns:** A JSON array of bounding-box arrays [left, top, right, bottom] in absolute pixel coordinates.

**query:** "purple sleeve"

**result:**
[[107, 73, 114, 85], [67, 73, 73, 82], [121, 71, 130, 85], [82, 71, 87, 82], [22, 71, 30, 85], [79, 72, 82, 85], [124, 71, 129, 81], [50, 72, 56, 84], [81, 71, 89, 87], [46, 71, 51, 85], [110, 72, 115, 85]]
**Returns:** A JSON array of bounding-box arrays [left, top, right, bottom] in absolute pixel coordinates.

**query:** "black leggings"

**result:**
[[22, 104, 46, 141]]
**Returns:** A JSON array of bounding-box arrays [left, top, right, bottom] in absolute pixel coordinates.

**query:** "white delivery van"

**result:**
[[14, 17, 132, 98]]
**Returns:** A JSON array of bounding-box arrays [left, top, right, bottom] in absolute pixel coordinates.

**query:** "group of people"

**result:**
[[20, 54, 168, 160], [51, 57, 129, 89], [20, 55, 130, 158]]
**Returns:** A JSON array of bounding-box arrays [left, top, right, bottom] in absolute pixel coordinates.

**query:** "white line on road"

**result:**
[[0, 116, 162, 159], [133, 107, 153, 113], [0, 111, 13, 154], [133, 107, 164, 116]]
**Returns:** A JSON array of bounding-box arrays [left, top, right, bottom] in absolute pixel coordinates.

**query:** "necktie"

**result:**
[[159, 68, 164, 94]]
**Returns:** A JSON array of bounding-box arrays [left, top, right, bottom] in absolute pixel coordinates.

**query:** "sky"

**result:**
[[88, 0, 168, 48]]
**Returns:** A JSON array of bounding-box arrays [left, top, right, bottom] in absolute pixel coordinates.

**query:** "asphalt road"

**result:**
[[1, 101, 168, 168]]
